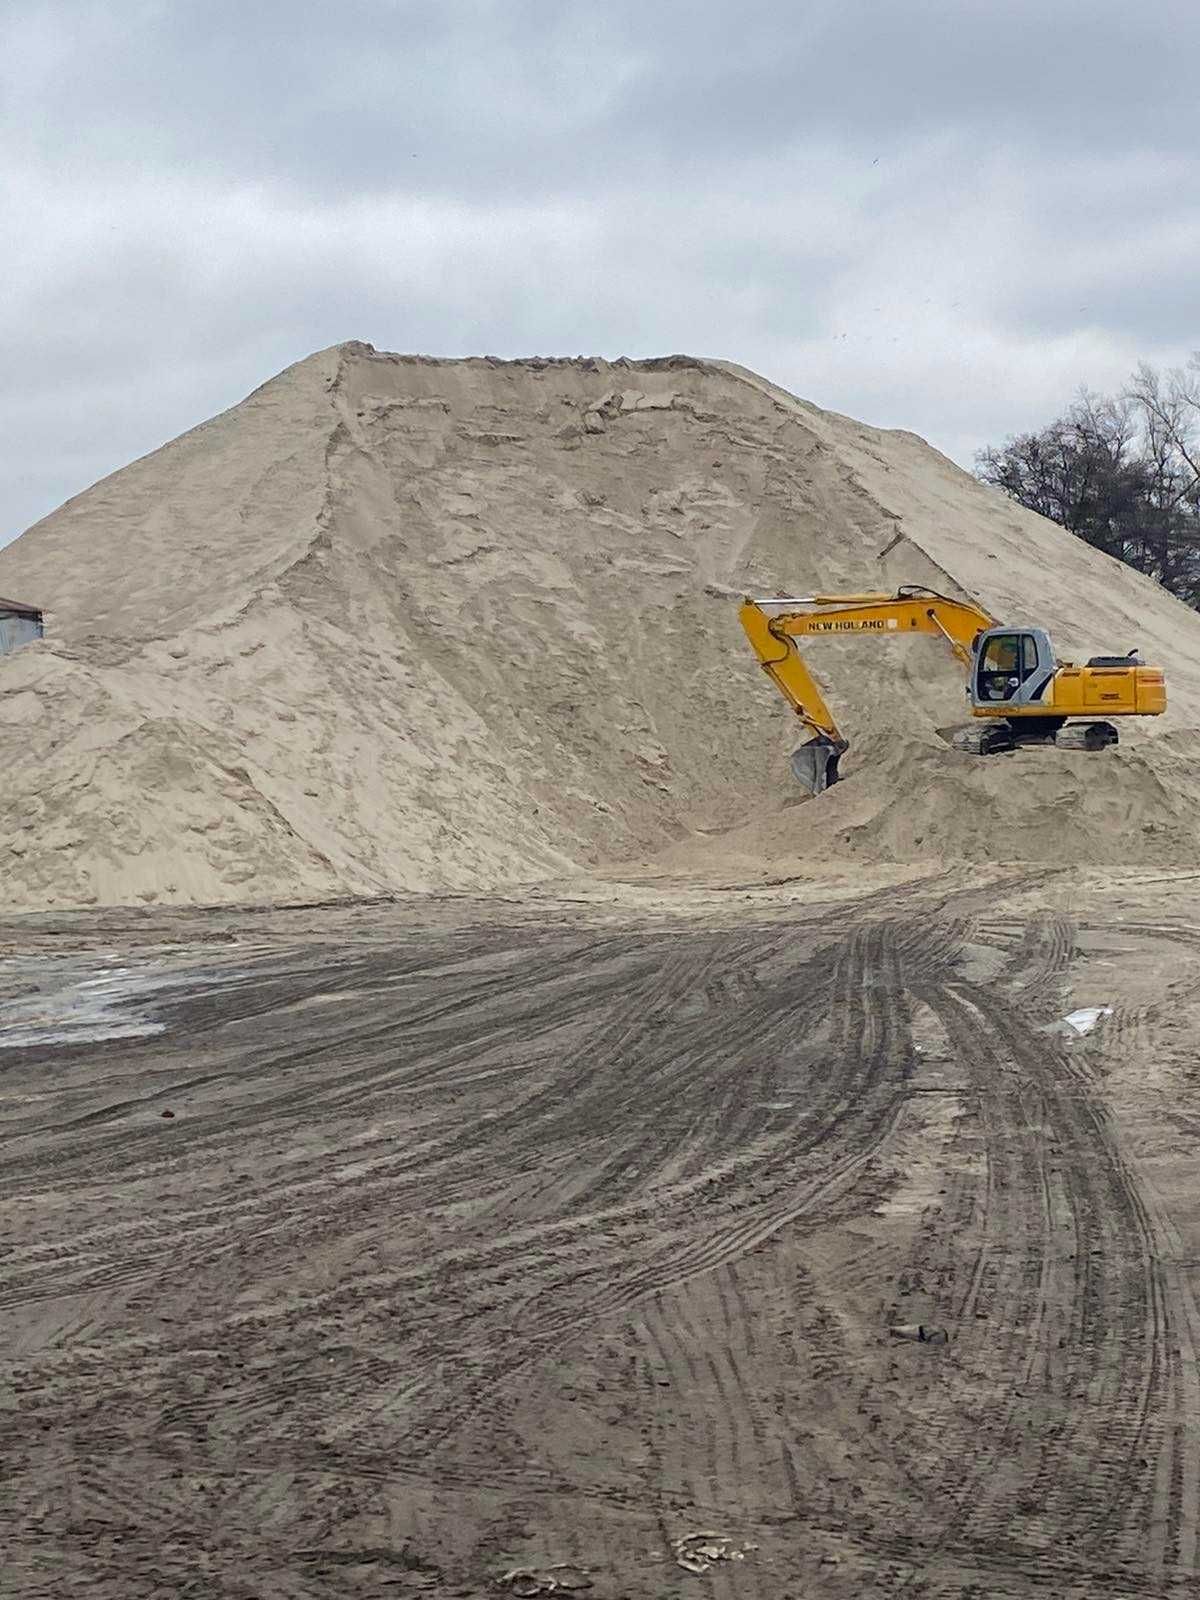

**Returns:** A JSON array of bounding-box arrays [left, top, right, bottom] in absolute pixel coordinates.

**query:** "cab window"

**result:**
[[978, 632, 1036, 702], [981, 635, 1020, 674], [981, 634, 1037, 678]]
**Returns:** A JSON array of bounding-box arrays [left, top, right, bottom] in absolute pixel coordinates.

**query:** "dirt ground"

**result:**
[[5, 866, 1200, 1598]]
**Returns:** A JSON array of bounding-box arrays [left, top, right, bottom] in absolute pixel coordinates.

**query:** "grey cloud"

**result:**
[[1001, 264, 1200, 348], [12, 1, 1200, 198], [2, 0, 1198, 542]]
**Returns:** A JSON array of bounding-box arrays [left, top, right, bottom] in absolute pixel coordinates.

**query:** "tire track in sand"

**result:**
[[880, 968, 1189, 1594]]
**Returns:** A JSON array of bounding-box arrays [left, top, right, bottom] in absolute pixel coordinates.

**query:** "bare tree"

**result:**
[[1126, 357, 1200, 509], [977, 360, 1200, 609], [1124, 358, 1200, 604], [976, 390, 1147, 564]]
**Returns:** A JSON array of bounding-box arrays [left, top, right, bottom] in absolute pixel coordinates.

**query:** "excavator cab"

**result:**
[[970, 627, 1056, 708]]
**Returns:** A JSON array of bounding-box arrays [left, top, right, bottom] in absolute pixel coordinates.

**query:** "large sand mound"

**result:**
[[3, 343, 1200, 910]]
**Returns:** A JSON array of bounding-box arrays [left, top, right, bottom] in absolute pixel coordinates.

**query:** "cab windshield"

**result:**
[[978, 633, 1037, 701]]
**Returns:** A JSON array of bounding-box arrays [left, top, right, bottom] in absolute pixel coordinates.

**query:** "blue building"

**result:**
[[0, 595, 44, 658]]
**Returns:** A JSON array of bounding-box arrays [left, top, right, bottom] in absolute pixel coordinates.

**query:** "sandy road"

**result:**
[[3, 874, 1200, 1598]]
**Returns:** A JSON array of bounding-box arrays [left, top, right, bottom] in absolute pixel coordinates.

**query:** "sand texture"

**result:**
[[7, 867, 1200, 1598], [2, 343, 1200, 911]]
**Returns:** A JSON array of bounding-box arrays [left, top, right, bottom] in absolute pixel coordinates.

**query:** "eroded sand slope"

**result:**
[[2, 344, 1199, 909]]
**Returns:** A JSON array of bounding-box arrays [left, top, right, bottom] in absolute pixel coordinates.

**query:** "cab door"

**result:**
[[973, 629, 1052, 708], [975, 632, 1025, 703]]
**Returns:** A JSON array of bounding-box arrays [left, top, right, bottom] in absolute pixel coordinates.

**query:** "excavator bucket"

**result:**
[[790, 735, 843, 795]]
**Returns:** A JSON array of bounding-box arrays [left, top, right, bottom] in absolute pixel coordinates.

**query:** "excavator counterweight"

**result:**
[[739, 586, 1166, 794]]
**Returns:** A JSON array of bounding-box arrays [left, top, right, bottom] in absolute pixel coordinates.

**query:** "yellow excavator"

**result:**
[[739, 585, 1167, 793]]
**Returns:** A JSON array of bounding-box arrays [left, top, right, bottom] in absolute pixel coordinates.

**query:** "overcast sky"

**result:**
[[3, 0, 1198, 547]]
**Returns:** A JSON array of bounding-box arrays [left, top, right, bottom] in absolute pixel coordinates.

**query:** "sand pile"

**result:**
[[2, 342, 1200, 910]]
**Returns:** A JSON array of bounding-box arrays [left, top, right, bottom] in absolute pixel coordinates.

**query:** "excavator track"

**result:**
[[1054, 720, 1119, 752], [950, 723, 1015, 757], [948, 720, 1120, 758]]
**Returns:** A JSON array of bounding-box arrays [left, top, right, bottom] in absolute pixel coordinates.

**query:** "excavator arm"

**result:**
[[738, 586, 998, 792]]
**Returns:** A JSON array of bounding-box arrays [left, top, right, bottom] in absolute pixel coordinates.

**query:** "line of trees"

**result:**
[[975, 356, 1200, 607]]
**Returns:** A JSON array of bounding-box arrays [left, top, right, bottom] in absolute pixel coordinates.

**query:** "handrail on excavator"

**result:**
[[751, 592, 896, 607]]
